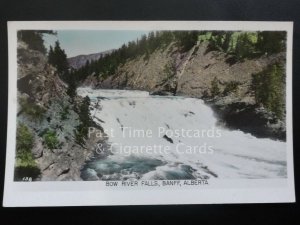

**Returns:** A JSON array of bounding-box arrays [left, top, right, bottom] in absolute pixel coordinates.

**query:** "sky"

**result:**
[[43, 30, 151, 58]]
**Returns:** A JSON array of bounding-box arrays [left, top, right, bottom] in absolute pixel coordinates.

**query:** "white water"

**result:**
[[77, 87, 287, 180]]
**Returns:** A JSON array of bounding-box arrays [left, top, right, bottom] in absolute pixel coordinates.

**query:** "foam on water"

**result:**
[[78, 88, 287, 180]]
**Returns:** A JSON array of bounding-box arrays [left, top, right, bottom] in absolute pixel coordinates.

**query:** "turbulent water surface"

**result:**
[[77, 88, 287, 180]]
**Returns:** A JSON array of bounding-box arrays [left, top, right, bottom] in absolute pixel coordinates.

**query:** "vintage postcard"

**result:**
[[3, 21, 295, 206]]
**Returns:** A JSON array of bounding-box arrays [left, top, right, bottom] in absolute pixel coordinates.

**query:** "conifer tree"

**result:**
[[256, 31, 286, 55], [48, 41, 69, 75], [251, 63, 285, 119]]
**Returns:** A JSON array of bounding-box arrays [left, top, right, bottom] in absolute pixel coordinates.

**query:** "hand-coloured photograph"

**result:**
[[4, 21, 295, 206]]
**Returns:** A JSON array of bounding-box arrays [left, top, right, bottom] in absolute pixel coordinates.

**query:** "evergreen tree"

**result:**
[[222, 32, 232, 52], [48, 41, 69, 76], [17, 30, 49, 53], [48, 46, 55, 65], [256, 31, 286, 55], [174, 31, 199, 52], [75, 96, 92, 145], [251, 63, 285, 119], [66, 76, 77, 100], [234, 33, 256, 60]]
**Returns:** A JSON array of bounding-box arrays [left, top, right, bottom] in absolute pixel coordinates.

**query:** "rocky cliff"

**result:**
[[16, 40, 106, 181]]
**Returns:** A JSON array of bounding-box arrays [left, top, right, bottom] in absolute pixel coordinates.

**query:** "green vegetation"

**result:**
[[205, 31, 286, 62], [175, 31, 199, 52], [210, 77, 221, 97], [60, 105, 69, 120], [19, 97, 46, 120], [205, 31, 233, 52], [198, 32, 213, 43], [68, 31, 286, 84], [15, 124, 40, 181], [17, 30, 56, 54], [223, 81, 240, 95], [48, 41, 69, 75], [251, 63, 285, 119], [234, 32, 257, 60], [47, 40, 78, 100], [69, 31, 202, 83], [162, 62, 176, 83], [43, 130, 60, 149], [66, 78, 77, 100], [16, 124, 34, 159], [75, 96, 92, 146], [256, 31, 286, 55]]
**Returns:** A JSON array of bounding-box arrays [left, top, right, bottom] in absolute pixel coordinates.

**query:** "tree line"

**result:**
[[65, 31, 286, 85], [204, 31, 286, 61], [17, 30, 57, 54], [67, 31, 201, 84]]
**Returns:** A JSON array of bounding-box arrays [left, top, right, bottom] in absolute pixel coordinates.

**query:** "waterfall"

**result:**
[[77, 87, 287, 180]]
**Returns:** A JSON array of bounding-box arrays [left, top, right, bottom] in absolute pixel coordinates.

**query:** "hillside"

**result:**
[[68, 50, 114, 69], [16, 31, 106, 181]]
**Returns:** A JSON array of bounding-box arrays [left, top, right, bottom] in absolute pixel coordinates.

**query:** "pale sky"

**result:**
[[43, 30, 151, 58]]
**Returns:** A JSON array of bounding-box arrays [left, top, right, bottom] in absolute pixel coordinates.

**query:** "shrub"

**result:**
[[202, 90, 209, 99], [19, 97, 46, 120], [251, 63, 285, 119], [233, 33, 257, 60], [15, 124, 40, 181], [15, 151, 37, 168], [174, 31, 199, 52], [75, 96, 92, 146], [206, 31, 226, 52], [75, 124, 89, 146], [210, 77, 220, 97], [43, 130, 59, 149], [162, 62, 176, 82], [16, 124, 34, 158], [60, 106, 69, 120], [223, 81, 240, 95]]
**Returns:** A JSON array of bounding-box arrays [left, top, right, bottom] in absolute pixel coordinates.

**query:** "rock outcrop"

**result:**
[[17, 41, 107, 181]]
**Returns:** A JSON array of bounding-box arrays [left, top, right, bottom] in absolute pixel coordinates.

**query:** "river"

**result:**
[[77, 88, 287, 180]]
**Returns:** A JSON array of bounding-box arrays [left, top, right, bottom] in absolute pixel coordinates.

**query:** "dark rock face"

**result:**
[[208, 100, 286, 141], [150, 90, 174, 96], [17, 74, 34, 96]]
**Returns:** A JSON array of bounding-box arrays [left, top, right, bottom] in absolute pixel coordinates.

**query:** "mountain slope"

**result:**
[[16, 38, 107, 181], [68, 50, 114, 69]]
